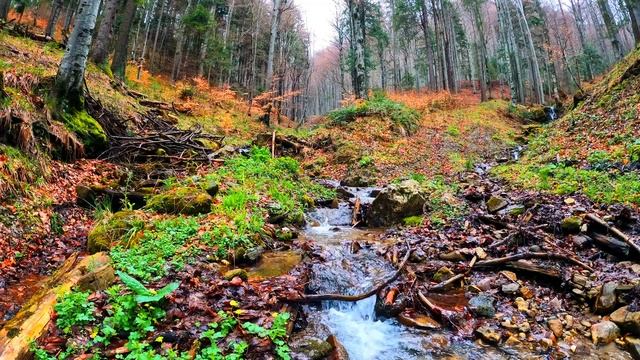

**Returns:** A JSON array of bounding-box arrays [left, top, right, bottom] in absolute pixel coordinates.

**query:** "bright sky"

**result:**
[[295, 0, 340, 53]]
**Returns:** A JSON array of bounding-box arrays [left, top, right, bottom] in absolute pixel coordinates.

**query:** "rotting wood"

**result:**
[[291, 241, 411, 302], [586, 213, 640, 255], [0, 253, 111, 360]]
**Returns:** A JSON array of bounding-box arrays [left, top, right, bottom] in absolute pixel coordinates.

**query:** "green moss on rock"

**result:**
[[147, 187, 213, 215], [87, 210, 146, 253], [61, 110, 108, 152]]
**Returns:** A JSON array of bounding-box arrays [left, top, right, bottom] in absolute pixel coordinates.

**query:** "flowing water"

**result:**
[[298, 188, 510, 360], [296, 186, 633, 360]]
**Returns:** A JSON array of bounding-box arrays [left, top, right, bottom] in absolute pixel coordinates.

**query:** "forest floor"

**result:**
[[1, 30, 640, 360]]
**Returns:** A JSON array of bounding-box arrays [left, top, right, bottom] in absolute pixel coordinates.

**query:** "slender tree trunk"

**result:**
[[515, 0, 544, 103], [151, 0, 168, 70], [171, 0, 191, 82], [45, 0, 64, 38], [55, 0, 101, 108], [62, 0, 77, 38], [625, 0, 640, 44], [597, 0, 625, 59], [91, 0, 118, 65], [419, 0, 436, 90], [266, 0, 283, 91], [0, 0, 10, 22], [137, 0, 157, 80], [111, 0, 137, 80], [570, 0, 594, 80], [348, 0, 367, 99]]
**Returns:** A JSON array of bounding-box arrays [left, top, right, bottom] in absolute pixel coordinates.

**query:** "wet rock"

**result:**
[[610, 306, 640, 335], [336, 187, 355, 199], [468, 295, 496, 318], [548, 319, 563, 338], [276, 227, 297, 242], [572, 274, 589, 288], [238, 246, 265, 264], [514, 297, 529, 312], [476, 325, 502, 343], [398, 311, 441, 329], [591, 321, 620, 345], [561, 216, 583, 234], [367, 180, 428, 227], [204, 181, 219, 197], [626, 337, 640, 359], [439, 251, 466, 262], [327, 335, 350, 360], [486, 196, 508, 213], [341, 167, 377, 187], [223, 269, 248, 281], [572, 235, 592, 248], [502, 283, 520, 294], [595, 281, 618, 314], [291, 337, 334, 360], [433, 267, 455, 282]]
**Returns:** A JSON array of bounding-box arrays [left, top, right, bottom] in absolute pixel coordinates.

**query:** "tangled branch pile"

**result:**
[[100, 112, 225, 164]]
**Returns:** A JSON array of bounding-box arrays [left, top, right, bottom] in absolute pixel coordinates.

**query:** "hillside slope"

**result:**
[[494, 48, 640, 205]]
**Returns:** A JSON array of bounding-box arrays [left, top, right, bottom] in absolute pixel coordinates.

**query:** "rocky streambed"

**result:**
[[288, 171, 640, 359]]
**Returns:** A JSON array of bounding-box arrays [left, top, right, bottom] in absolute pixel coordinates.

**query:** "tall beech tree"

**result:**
[[55, 0, 101, 107]]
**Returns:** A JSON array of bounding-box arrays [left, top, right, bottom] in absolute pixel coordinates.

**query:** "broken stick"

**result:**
[[292, 241, 412, 302]]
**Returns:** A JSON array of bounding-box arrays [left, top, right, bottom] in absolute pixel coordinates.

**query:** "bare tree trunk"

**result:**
[[0, 0, 10, 22], [111, 0, 137, 79], [348, 0, 367, 99], [171, 0, 191, 82], [151, 0, 168, 70], [45, 0, 64, 38], [62, 0, 78, 38], [137, 0, 157, 79], [266, 0, 283, 91], [91, 0, 118, 65], [597, 0, 625, 59], [515, 0, 544, 104], [625, 0, 640, 44], [570, 0, 594, 80], [419, 0, 436, 90], [55, 0, 101, 108]]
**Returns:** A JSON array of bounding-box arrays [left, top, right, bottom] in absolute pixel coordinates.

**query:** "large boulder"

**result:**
[[87, 210, 146, 253], [146, 186, 213, 215], [367, 180, 428, 227], [611, 306, 640, 336]]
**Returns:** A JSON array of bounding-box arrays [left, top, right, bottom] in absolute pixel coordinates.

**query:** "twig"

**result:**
[[291, 241, 412, 302]]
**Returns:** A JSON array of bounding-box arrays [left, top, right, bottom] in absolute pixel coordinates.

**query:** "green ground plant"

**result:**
[[327, 92, 420, 134]]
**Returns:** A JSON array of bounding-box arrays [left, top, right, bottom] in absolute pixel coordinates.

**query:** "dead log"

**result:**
[[586, 213, 640, 255], [505, 260, 561, 279], [291, 241, 411, 302], [590, 232, 630, 258], [0, 253, 112, 360]]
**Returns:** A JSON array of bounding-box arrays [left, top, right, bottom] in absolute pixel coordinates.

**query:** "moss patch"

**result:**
[[147, 187, 213, 215], [87, 210, 146, 253], [60, 110, 108, 153]]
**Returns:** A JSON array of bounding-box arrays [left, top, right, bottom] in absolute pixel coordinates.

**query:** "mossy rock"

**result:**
[[60, 110, 108, 154], [87, 210, 146, 253], [146, 187, 213, 215], [561, 216, 582, 234]]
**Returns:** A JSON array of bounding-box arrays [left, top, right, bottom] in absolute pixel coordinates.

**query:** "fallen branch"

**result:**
[[586, 213, 640, 255], [291, 241, 412, 302], [475, 252, 594, 272]]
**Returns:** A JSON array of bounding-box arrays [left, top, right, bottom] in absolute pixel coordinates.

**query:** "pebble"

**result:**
[[502, 283, 520, 294], [514, 297, 529, 312], [548, 319, 563, 338], [476, 325, 502, 343]]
